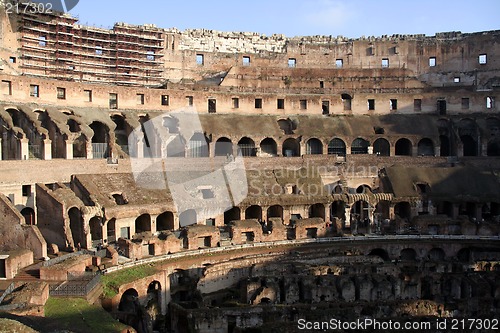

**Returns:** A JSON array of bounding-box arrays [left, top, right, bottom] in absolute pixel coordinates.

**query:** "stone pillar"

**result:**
[[161, 270, 170, 316], [434, 146, 440, 157], [368, 146, 374, 155], [346, 145, 352, 155], [209, 141, 216, 158], [323, 142, 329, 155], [300, 142, 307, 156], [173, 214, 180, 230], [21, 138, 29, 160], [261, 208, 268, 222], [344, 206, 351, 228], [102, 221, 108, 245], [482, 142, 488, 157], [282, 208, 291, 225], [412, 146, 418, 157], [86, 141, 93, 160], [43, 139, 52, 160], [151, 215, 158, 233], [66, 140, 74, 160], [457, 144, 464, 157], [389, 205, 395, 220], [276, 142, 283, 157], [390, 145, 396, 157], [0, 137, 2, 160]]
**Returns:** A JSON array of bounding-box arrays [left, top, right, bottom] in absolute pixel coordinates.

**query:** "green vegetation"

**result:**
[[102, 263, 157, 298], [44, 297, 128, 333]]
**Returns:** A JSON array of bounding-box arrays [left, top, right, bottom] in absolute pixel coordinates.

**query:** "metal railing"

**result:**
[[49, 273, 101, 297]]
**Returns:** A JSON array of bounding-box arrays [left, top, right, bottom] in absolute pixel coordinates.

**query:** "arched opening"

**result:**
[[89, 121, 110, 159], [458, 119, 478, 156], [356, 185, 372, 194], [147, 281, 162, 331], [439, 135, 451, 156], [238, 137, 257, 157], [395, 138, 412, 156], [20, 207, 35, 225], [277, 119, 294, 135], [341, 93, 352, 111], [282, 138, 300, 157], [375, 200, 390, 221], [400, 248, 418, 261], [460, 135, 477, 156], [179, 209, 197, 227], [157, 212, 175, 231], [309, 203, 325, 220], [394, 202, 411, 220], [112, 193, 127, 205], [368, 248, 390, 261], [111, 115, 129, 155], [245, 205, 262, 220], [68, 207, 84, 249], [373, 138, 390, 156], [306, 138, 323, 155], [135, 214, 151, 234], [260, 138, 277, 156], [118, 288, 139, 312], [351, 200, 371, 226], [89, 217, 103, 247], [456, 248, 471, 262], [328, 138, 347, 156], [487, 140, 500, 156], [67, 119, 80, 133], [331, 201, 345, 219], [267, 205, 284, 220], [486, 117, 500, 156], [215, 137, 233, 157], [351, 138, 369, 155], [428, 248, 445, 261], [188, 133, 209, 157], [224, 207, 241, 225], [417, 138, 435, 156], [107, 218, 116, 243], [73, 134, 87, 159]]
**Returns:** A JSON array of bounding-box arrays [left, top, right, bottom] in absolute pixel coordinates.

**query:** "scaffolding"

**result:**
[[16, 7, 165, 86]]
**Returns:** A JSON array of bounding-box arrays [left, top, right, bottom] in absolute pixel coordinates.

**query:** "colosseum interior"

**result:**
[[0, 2, 500, 333]]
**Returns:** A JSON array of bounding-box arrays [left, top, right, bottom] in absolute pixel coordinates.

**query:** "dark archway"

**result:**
[[309, 203, 325, 220], [487, 140, 500, 156], [179, 209, 197, 227], [417, 138, 434, 156], [157, 212, 175, 231], [368, 248, 390, 261], [147, 281, 162, 331], [428, 248, 445, 261], [238, 137, 257, 157], [89, 217, 103, 247], [118, 288, 139, 312], [395, 138, 412, 156], [215, 137, 233, 157], [69, 207, 84, 249], [328, 138, 347, 156], [282, 138, 300, 157], [439, 135, 451, 156], [267, 205, 284, 220], [306, 138, 323, 155], [188, 133, 209, 157], [461, 135, 477, 156], [245, 205, 262, 220], [401, 248, 418, 261], [107, 218, 116, 243], [89, 121, 110, 159], [373, 138, 390, 156], [260, 138, 277, 156], [224, 207, 241, 225], [20, 207, 35, 225], [394, 202, 411, 220], [351, 138, 369, 154], [135, 214, 151, 234]]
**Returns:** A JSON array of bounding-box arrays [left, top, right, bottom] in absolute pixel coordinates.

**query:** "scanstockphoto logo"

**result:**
[[129, 108, 248, 228], [5, 1, 80, 13]]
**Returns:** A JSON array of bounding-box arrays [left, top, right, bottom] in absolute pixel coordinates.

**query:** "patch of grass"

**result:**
[[102, 263, 157, 298], [45, 297, 128, 333]]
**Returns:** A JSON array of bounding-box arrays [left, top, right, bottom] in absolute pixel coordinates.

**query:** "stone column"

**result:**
[[0, 137, 2, 160], [300, 142, 307, 156], [161, 270, 170, 316], [86, 141, 93, 160], [434, 146, 440, 157], [43, 139, 52, 160], [323, 142, 329, 155], [412, 146, 418, 156], [457, 144, 464, 157], [65, 140, 74, 160], [390, 145, 396, 157], [344, 206, 351, 228], [209, 141, 216, 158], [482, 142, 489, 157], [368, 146, 374, 155], [21, 138, 29, 160]]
